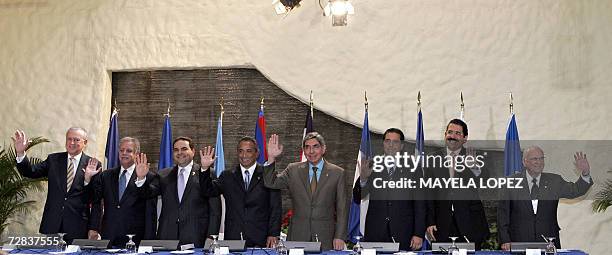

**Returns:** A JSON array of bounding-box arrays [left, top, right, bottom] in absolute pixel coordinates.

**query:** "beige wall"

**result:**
[[1, 0, 611, 252]]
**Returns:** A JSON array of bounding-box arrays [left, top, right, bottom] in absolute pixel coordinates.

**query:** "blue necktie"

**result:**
[[244, 170, 250, 190], [118, 170, 127, 200]]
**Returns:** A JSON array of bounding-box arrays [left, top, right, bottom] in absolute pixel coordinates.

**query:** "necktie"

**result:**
[[244, 170, 251, 190], [310, 167, 318, 193], [388, 165, 395, 177], [118, 170, 127, 200], [178, 168, 186, 202], [66, 157, 75, 191], [530, 178, 540, 200], [449, 152, 457, 178]]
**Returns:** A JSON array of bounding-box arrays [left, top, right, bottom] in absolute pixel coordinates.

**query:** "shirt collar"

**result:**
[[309, 159, 325, 172], [446, 147, 461, 156], [68, 152, 83, 163], [121, 163, 136, 175], [179, 161, 194, 174], [240, 163, 257, 175], [526, 171, 541, 184]]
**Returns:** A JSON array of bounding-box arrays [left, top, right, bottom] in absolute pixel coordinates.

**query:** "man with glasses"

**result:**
[[424, 119, 489, 250], [497, 146, 593, 250]]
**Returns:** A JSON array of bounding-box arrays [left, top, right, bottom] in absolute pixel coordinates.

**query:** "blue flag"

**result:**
[[214, 115, 225, 177], [504, 114, 521, 176], [255, 108, 268, 165], [347, 108, 372, 243], [300, 109, 314, 162], [415, 108, 430, 250], [104, 109, 120, 169], [158, 115, 173, 170]]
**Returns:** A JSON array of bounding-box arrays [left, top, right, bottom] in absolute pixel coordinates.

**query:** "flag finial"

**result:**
[[417, 91, 422, 110], [113, 99, 119, 114], [509, 92, 514, 115], [165, 99, 171, 117], [260, 97, 265, 111], [364, 91, 368, 111]]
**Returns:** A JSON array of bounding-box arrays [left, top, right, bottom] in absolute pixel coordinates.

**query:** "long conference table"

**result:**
[[6, 248, 588, 255]]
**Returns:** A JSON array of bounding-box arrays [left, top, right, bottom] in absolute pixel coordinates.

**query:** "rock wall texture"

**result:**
[[1, 0, 611, 252]]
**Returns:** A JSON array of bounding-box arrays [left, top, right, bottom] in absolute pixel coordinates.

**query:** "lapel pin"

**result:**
[[192, 172, 196, 176]]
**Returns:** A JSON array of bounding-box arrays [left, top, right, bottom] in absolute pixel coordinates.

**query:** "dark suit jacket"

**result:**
[[424, 149, 489, 248], [200, 165, 282, 247], [263, 161, 348, 251], [497, 171, 593, 248], [89, 166, 159, 247], [356, 164, 426, 251], [156, 163, 222, 248], [16, 152, 100, 241]]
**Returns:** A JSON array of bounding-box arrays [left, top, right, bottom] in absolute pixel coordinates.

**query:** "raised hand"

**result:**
[[267, 134, 283, 163], [12, 130, 29, 156], [83, 158, 101, 183], [199, 146, 215, 170], [135, 153, 149, 180], [574, 151, 590, 176]]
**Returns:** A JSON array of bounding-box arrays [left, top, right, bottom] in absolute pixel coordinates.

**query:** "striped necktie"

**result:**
[[310, 167, 318, 193], [66, 157, 75, 191]]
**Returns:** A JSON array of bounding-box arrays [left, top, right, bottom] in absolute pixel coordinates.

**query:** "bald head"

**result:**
[[522, 146, 545, 177]]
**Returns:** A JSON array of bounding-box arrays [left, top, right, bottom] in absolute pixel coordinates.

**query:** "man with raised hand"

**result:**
[[13, 128, 101, 243], [198, 136, 281, 248], [497, 146, 593, 250], [264, 132, 348, 251]]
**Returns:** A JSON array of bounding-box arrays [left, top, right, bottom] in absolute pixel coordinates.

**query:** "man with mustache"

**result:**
[[424, 119, 489, 250], [87, 137, 158, 247]]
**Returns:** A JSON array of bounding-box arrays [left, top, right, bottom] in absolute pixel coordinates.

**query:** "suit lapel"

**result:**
[[248, 166, 263, 192], [58, 153, 68, 193], [298, 162, 311, 197], [168, 166, 180, 205], [109, 167, 120, 203], [120, 168, 138, 204], [313, 161, 330, 199], [233, 166, 247, 192], [181, 163, 200, 203]]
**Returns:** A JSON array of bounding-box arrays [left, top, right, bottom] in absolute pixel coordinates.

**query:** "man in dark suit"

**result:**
[[13, 128, 101, 242], [425, 119, 489, 250], [155, 136, 221, 248], [355, 128, 425, 251], [497, 146, 593, 250], [264, 132, 348, 251], [88, 137, 158, 247], [198, 136, 282, 248]]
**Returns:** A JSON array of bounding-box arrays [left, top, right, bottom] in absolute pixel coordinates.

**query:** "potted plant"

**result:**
[[592, 179, 612, 213], [0, 136, 49, 236]]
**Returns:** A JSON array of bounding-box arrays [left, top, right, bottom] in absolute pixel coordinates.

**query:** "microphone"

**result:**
[[240, 232, 244, 240], [463, 236, 470, 243], [391, 236, 396, 243]]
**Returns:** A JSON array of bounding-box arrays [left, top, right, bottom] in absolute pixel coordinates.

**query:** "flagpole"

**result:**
[[165, 98, 171, 117], [417, 91, 421, 112], [509, 92, 514, 115], [310, 90, 314, 120], [364, 91, 368, 111], [460, 92, 465, 120]]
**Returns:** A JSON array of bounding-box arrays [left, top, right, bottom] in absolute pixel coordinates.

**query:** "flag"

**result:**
[[214, 114, 225, 177], [158, 115, 173, 170], [504, 113, 521, 176], [299, 109, 314, 162], [255, 107, 268, 164], [347, 108, 372, 243], [104, 109, 120, 169]]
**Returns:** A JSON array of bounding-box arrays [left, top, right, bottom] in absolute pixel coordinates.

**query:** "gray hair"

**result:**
[[302, 132, 326, 148], [522, 145, 543, 161], [66, 127, 88, 140], [120, 137, 141, 153]]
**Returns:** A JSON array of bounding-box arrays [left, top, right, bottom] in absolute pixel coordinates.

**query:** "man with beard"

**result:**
[[424, 119, 489, 250]]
